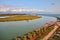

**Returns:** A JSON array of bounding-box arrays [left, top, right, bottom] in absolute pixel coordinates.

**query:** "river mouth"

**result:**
[[0, 15, 57, 40]]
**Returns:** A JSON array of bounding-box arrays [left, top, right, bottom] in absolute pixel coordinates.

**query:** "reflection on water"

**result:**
[[0, 16, 57, 40]]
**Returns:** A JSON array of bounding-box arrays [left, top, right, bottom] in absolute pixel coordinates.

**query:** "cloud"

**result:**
[[0, 7, 10, 12], [0, 7, 45, 12], [11, 9, 45, 12]]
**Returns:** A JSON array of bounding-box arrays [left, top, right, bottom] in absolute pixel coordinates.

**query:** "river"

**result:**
[[0, 16, 57, 40]]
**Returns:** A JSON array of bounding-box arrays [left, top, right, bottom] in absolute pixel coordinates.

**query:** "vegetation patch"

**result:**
[[0, 14, 41, 22]]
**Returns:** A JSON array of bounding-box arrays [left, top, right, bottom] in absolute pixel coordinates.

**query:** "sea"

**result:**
[[38, 14, 60, 18]]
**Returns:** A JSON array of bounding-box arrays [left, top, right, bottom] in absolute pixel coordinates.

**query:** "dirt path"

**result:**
[[42, 23, 59, 40]]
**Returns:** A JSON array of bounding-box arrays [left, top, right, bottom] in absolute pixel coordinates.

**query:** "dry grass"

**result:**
[[0, 14, 41, 22]]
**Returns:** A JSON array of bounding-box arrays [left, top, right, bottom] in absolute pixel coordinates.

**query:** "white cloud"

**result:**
[[0, 7, 45, 12], [0, 7, 10, 12]]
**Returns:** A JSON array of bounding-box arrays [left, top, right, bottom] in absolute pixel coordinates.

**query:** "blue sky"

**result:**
[[0, 0, 60, 13]]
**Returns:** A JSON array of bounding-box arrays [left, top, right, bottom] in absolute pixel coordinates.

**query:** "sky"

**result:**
[[0, 0, 60, 13]]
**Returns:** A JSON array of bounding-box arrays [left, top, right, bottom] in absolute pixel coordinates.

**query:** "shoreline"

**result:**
[[14, 17, 58, 40], [15, 17, 60, 40]]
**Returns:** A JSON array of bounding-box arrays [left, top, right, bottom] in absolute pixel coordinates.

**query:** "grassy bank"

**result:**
[[0, 14, 41, 22]]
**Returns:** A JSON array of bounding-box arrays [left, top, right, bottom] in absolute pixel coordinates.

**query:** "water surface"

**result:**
[[0, 16, 57, 40]]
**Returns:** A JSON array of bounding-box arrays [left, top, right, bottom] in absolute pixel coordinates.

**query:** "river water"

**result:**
[[0, 16, 57, 40]]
